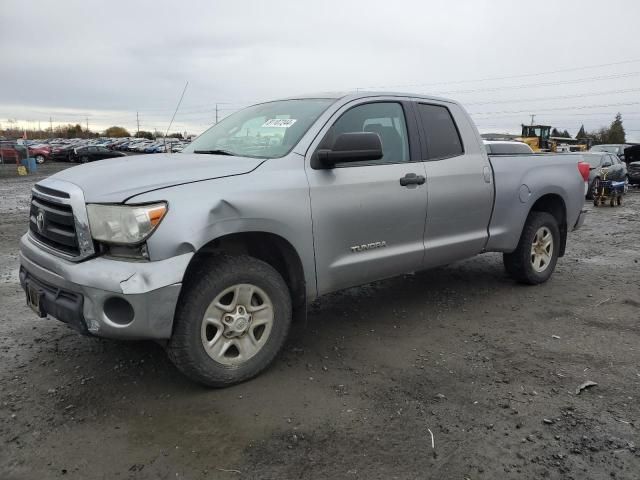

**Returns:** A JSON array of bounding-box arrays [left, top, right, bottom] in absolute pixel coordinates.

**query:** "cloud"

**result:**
[[1, 0, 639, 140]]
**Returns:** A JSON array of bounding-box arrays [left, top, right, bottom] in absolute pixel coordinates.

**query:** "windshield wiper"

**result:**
[[193, 149, 236, 156]]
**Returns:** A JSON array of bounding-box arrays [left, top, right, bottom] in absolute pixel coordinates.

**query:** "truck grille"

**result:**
[[29, 195, 80, 256]]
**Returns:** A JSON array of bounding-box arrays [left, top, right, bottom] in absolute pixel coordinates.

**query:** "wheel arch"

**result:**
[[182, 231, 307, 311], [528, 193, 567, 256]]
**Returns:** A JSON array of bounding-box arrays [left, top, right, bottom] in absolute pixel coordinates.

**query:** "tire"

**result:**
[[80, 156, 89, 164], [503, 212, 560, 285], [35, 154, 45, 164], [167, 254, 292, 387], [586, 178, 598, 200]]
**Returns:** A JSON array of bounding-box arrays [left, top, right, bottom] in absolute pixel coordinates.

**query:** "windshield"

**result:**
[[591, 145, 620, 154], [584, 154, 604, 168], [183, 99, 335, 158]]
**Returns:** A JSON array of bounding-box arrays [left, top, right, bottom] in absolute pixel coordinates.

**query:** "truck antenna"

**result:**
[[164, 81, 189, 152]]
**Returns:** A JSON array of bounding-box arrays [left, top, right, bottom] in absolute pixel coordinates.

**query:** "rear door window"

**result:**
[[416, 103, 464, 160]]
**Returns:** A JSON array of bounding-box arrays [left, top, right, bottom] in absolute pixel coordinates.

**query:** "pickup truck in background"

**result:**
[[19, 92, 588, 387]]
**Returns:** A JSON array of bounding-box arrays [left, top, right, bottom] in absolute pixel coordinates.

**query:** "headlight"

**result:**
[[87, 202, 167, 245]]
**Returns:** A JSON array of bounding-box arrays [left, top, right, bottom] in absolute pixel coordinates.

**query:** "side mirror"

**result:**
[[313, 132, 383, 169], [602, 162, 612, 168]]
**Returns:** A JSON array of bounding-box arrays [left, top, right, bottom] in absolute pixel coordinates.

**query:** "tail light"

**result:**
[[577, 161, 590, 182]]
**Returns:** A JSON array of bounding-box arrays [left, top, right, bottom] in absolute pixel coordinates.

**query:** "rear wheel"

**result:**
[[168, 255, 292, 387], [586, 177, 599, 200], [503, 212, 560, 285], [35, 154, 45, 164]]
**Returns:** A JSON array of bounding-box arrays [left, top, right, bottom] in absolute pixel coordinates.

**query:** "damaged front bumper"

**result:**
[[19, 233, 192, 339]]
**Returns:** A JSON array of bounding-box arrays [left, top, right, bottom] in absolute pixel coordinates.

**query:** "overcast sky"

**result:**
[[1, 0, 639, 140]]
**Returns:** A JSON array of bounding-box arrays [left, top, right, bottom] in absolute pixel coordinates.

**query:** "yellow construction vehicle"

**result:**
[[517, 124, 589, 152]]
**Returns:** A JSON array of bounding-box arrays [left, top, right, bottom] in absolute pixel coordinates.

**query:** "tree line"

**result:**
[[0, 123, 184, 140], [576, 113, 626, 144], [1, 113, 627, 144]]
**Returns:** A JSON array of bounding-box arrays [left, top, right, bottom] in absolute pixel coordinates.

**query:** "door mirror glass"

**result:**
[[315, 132, 383, 168]]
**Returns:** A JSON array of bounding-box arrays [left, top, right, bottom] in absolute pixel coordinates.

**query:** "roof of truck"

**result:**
[[273, 91, 459, 105]]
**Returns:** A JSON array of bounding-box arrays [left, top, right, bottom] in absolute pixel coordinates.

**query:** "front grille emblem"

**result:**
[[36, 210, 45, 233]]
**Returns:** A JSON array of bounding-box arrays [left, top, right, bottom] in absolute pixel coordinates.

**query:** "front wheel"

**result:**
[[503, 212, 560, 285], [168, 255, 292, 387], [35, 154, 45, 164]]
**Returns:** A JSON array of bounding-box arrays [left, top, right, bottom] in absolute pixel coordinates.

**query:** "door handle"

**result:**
[[483, 166, 492, 184], [399, 173, 426, 186]]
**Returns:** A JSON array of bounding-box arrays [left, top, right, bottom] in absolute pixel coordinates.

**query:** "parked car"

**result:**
[[483, 140, 534, 155], [627, 162, 640, 185], [0, 141, 50, 164], [582, 151, 628, 198], [19, 92, 587, 387], [50, 144, 76, 161], [71, 145, 127, 163], [625, 145, 640, 184], [27, 144, 51, 164], [144, 143, 163, 153], [589, 144, 631, 162], [0, 141, 18, 163]]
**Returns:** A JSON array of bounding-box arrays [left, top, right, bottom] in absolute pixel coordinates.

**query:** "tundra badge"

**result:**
[[351, 241, 387, 253]]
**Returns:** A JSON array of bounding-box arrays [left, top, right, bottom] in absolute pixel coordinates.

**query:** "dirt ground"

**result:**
[[1, 162, 639, 480]]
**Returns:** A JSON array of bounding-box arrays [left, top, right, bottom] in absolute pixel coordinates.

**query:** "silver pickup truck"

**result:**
[[19, 92, 587, 386]]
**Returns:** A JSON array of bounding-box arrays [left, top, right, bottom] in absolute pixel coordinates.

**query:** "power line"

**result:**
[[431, 72, 640, 96], [472, 111, 640, 120], [470, 101, 640, 116], [465, 87, 640, 106], [358, 58, 640, 90], [164, 81, 189, 139]]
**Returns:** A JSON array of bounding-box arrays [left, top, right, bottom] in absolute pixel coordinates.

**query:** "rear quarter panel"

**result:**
[[485, 154, 585, 253]]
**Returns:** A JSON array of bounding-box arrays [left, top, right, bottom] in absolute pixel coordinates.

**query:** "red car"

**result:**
[[0, 142, 19, 163], [0, 142, 50, 164], [27, 144, 51, 164]]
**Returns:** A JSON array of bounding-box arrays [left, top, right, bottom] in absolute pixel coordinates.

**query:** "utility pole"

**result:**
[[215, 103, 219, 124], [50, 117, 53, 136], [136, 111, 140, 135], [530, 114, 535, 125], [38, 120, 41, 132], [86, 117, 89, 134]]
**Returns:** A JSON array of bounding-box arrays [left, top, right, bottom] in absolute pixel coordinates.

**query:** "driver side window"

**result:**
[[320, 102, 410, 166]]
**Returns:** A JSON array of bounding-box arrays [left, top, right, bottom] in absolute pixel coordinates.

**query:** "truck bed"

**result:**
[[485, 153, 585, 253]]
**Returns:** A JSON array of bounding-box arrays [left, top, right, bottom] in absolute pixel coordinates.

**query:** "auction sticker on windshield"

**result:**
[[262, 119, 297, 128]]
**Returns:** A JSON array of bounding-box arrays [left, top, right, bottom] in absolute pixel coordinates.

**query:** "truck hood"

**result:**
[[50, 153, 265, 203]]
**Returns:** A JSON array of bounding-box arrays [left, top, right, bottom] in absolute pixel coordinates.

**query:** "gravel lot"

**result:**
[[1, 162, 639, 480]]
